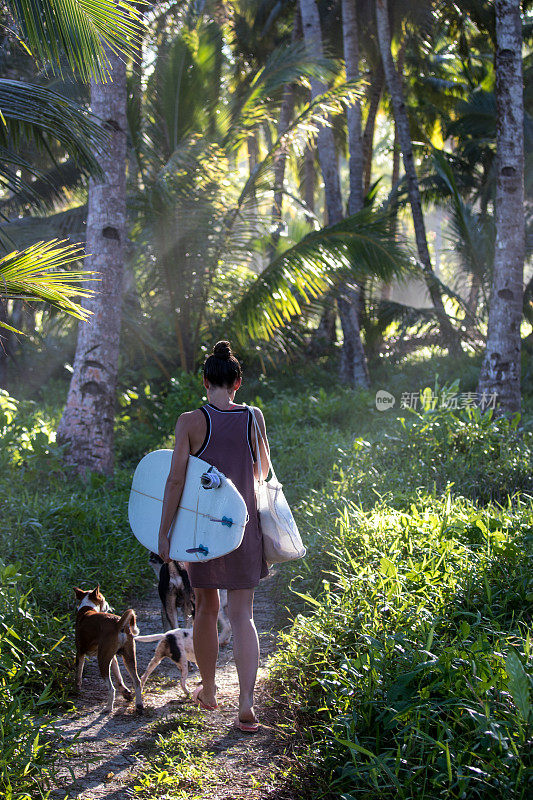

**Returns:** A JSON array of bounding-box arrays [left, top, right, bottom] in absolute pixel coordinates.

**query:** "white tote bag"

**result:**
[[248, 407, 306, 564]]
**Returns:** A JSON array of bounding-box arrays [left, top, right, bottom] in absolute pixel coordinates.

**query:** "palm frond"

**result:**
[[432, 149, 494, 282], [0, 240, 96, 331], [0, 159, 85, 215], [226, 209, 414, 343], [226, 41, 350, 152], [7, 0, 146, 82], [0, 79, 106, 208], [0, 79, 106, 164]]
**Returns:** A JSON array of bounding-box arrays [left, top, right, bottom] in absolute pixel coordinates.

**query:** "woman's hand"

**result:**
[[156, 415, 190, 564], [158, 535, 171, 563]]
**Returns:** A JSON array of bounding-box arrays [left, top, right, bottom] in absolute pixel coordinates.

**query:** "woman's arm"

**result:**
[[158, 414, 191, 562], [251, 407, 270, 480]]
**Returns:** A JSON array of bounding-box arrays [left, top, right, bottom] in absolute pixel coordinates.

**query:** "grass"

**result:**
[[133, 713, 216, 799], [269, 375, 533, 800]]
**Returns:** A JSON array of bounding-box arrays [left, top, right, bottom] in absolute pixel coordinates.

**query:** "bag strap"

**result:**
[[246, 405, 276, 484]]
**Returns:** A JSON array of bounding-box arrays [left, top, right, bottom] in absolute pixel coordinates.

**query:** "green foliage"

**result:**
[[8, 0, 145, 82], [115, 372, 206, 464], [0, 564, 70, 799], [133, 714, 215, 797], [0, 392, 155, 795], [227, 208, 414, 345], [270, 375, 533, 800], [0, 241, 96, 333]]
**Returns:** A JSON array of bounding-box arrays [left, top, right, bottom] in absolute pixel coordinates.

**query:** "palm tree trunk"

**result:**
[[339, 0, 369, 387], [375, 0, 462, 356], [299, 0, 369, 387], [362, 61, 383, 195], [478, 0, 524, 414], [270, 86, 295, 251], [270, 8, 301, 253], [57, 47, 127, 475], [381, 117, 401, 302], [299, 0, 343, 224], [303, 143, 316, 221]]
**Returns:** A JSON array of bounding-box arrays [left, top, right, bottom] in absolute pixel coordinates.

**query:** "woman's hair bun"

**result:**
[[203, 340, 241, 386], [213, 340, 232, 360]]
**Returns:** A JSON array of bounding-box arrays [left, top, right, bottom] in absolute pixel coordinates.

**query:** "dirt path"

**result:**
[[50, 571, 291, 800]]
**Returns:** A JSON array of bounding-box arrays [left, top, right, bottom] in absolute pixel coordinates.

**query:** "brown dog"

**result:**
[[74, 586, 143, 713]]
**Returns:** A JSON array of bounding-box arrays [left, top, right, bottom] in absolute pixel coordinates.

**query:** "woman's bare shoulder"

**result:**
[[250, 405, 266, 430], [175, 408, 205, 432]]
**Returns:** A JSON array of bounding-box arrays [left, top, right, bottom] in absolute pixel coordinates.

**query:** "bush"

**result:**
[[272, 490, 533, 799], [271, 378, 533, 800], [115, 371, 206, 464], [0, 564, 70, 799]]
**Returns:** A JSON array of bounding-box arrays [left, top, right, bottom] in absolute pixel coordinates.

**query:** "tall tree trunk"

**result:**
[[478, 0, 524, 414], [269, 8, 301, 254], [375, 0, 462, 356], [299, 0, 369, 386], [362, 61, 383, 195], [299, 0, 343, 223], [339, 0, 369, 388], [247, 134, 259, 203], [381, 117, 401, 301], [57, 47, 127, 475], [303, 143, 316, 221], [270, 86, 294, 243]]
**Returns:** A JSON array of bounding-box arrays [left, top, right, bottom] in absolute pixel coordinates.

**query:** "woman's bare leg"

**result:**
[[227, 589, 259, 723], [193, 588, 219, 707]]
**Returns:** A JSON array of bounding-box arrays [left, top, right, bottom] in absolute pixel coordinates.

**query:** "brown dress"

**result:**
[[188, 403, 268, 590]]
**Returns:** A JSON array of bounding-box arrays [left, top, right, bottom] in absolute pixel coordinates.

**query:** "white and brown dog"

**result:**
[[74, 586, 143, 713], [136, 627, 196, 696]]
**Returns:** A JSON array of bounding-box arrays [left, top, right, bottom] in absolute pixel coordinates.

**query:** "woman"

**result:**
[[157, 340, 269, 732]]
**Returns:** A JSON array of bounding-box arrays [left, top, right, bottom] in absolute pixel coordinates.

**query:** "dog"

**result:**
[[135, 628, 196, 696], [74, 586, 143, 713], [149, 554, 232, 645], [149, 553, 195, 629]]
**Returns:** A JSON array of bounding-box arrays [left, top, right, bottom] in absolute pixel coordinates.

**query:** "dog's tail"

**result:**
[[134, 633, 166, 643], [118, 609, 139, 636]]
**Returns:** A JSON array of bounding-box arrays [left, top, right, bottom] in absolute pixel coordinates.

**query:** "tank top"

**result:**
[[187, 403, 268, 590]]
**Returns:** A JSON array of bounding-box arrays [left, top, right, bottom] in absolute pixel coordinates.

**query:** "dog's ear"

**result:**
[[89, 586, 101, 600], [74, 587, 86, 600]]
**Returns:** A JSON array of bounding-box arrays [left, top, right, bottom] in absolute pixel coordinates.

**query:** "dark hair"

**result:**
[[203, 341, 242, 387]]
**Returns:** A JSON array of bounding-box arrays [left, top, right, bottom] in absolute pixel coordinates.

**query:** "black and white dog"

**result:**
[[149, 554, 231, 645], [136, 627, 196, 696]]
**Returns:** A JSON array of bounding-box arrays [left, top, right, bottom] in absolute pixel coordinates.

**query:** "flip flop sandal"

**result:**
[[233, 717, 260, 733], [192, 686, 218, 711]]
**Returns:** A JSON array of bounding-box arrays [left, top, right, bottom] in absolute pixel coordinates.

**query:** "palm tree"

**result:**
[[478, 0, 525, 414], [0, 0, 145, 472], [226, 206, 413, 344], [375, 0, 462, 356], [0, 0, 143, 333], [57, 46, 128, 474]]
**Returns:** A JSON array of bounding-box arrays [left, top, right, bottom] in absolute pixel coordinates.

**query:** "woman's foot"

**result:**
[[234, 715, 260, 733], [193, 685, 218, 711], [236, 704, 259, 730]]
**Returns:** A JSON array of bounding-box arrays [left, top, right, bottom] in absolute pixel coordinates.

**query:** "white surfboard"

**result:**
[[128, 450, 249, 562]]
